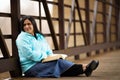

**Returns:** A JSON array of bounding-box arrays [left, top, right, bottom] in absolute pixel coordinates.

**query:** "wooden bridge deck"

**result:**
[[1, 49, 120, 80]]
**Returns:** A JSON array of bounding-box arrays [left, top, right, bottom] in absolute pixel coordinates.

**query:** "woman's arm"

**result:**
[[16, 38, 47, 62]]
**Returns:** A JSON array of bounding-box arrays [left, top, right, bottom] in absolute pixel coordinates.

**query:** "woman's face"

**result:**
[[23, 19, 34, 35]]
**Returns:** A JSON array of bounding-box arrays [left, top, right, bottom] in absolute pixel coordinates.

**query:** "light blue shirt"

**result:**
[[16, 31, 53, 73]]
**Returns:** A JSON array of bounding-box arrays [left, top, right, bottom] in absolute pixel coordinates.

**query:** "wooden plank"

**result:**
[[54, 42, 120, 56], [0, 58, 17, 73], [7, 50, 120, 80]]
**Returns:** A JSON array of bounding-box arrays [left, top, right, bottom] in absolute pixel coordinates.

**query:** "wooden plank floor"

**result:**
[[1, 49, 120, 80]]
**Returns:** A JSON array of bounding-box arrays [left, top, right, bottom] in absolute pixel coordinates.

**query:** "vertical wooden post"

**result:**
[[10, 0, 22, 77], [65, 0, 75, 48], [114, 0, 119, 49], [90, 0, 98, 45], [11, 0, 20, 57], [85, 0, 92, 57], [106, 0, 112, 43], [102, 0, 107, 52], [39, 1, 42, 32], [85, 0, 90, 45], [118, 8, 120, 42], [117, 8, 120, 49], [73, 9, 79, 60], [58, 0, 65, 49]]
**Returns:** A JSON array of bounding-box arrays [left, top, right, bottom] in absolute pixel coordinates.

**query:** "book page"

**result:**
[[42, 54, 67, 63]]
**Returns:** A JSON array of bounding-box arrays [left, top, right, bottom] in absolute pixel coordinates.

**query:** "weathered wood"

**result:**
[[0, 58, 17, 73], [0, 0, 120, 78], [75, 0, 87, 45], [58, 0, 65, 49], [65, 0, 75, 48], [0, 28, 22, 77], [10, 0, 22, 77], [0, 13, 11, 17], [54, 42, 120, 56], [85, 0, 90, 45], [41, 0, 59, 50], [106, 0, 113, 42], [90, 0, 98, 45], [118, 8, 120, 41], [0, 28, 10, 58], [8, 50, 120, 80]]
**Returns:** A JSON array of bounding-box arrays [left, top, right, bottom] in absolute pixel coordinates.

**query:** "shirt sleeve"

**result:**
[[38, 34, 53, 56], [44, 39, 53, 56]]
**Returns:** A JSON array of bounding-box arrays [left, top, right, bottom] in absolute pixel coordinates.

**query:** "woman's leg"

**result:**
[[24, 59, 74, 78], [61, 60, 99, 77], [61, 64, 84, 76]]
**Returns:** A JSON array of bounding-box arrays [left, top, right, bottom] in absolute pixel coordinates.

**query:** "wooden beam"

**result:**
[[85, 0, 92, 57], [10, 0, 22, 77], [54, 42, 120, 56], [11, 0, 20, 57], [90, 0, 98, 45], [0, 28, 22, 77], [118, 8, 120, 41], [85, 0, 90, 45], [75, 0, 87, 45], [102, 0, 107, 43], [102, 0, 108, 52], [65, 0, 75, 48], [106, 0, 113, 42], [0, 13, 11, 17], [0, 58, 17, 73], [58, 0, 65, 49], [0, 28, 10, 58], [41, 0, 59, 50]]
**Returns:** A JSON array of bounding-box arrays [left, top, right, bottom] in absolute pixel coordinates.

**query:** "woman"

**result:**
[[16, 15, 99, 78]]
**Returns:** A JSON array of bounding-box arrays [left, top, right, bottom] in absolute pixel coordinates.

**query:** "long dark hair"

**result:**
[[19, 15, 43, 39]]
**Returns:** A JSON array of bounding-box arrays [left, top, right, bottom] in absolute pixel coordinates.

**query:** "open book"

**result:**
[[42, 54, 68, 63]]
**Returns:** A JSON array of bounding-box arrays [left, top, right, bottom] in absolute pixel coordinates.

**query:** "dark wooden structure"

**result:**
[[0, 0, 120, 77]]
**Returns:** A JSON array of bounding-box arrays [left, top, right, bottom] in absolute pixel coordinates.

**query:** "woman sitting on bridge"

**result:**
[[16, 15, 99, 78]]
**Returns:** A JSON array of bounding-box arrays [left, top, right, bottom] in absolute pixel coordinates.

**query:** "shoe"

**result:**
[[84, 60, 99, 77]]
